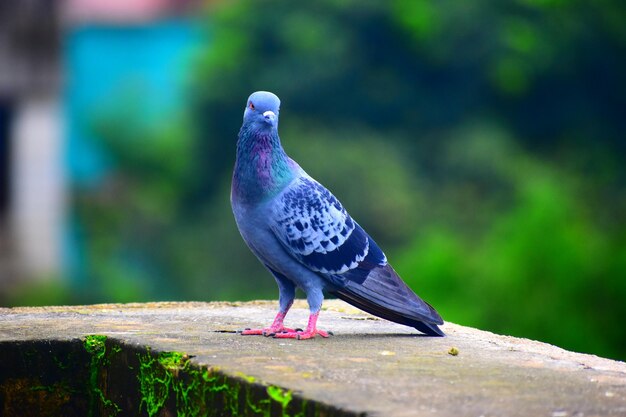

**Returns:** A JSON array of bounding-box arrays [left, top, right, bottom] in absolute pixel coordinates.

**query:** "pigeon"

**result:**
[[231, 91, 444, 339]]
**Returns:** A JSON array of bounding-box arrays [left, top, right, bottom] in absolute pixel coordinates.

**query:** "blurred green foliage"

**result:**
[[395, 126, 626, 359], [15, 0, 626, 360]]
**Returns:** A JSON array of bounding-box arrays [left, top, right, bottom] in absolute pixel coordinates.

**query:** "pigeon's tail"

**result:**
[[329, 264, 444, 336]]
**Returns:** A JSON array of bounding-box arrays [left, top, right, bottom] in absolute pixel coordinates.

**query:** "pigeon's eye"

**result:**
[[249, 102, 255, 110]]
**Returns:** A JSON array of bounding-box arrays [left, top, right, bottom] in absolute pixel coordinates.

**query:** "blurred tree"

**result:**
[[396, 125, 626, 360]]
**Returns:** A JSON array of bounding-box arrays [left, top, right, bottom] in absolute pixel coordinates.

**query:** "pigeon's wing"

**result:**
[[269, 176, 444, 335], [270, 176, 385, 274]]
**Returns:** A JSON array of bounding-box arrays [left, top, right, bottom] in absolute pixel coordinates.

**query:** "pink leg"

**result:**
[[240, 310, 296, 337], [273, 312, 330, 340]]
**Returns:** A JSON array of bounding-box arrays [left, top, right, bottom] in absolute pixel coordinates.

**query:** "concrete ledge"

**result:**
[[1, 300, 625, 416]]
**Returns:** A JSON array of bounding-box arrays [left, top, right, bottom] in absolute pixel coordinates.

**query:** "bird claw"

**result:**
[[240, 326, 296, 336], [273, 329, 331, 340], [240, 328, 264, 336]]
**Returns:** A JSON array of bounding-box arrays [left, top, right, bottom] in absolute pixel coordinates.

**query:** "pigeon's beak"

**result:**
[[263, 110, 277, 127]]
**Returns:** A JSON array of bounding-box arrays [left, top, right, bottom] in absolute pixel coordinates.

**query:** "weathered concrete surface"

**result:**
[[1, 300, 625, 417]]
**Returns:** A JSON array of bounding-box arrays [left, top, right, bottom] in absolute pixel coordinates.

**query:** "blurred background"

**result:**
[[0, 0, 624, 361]]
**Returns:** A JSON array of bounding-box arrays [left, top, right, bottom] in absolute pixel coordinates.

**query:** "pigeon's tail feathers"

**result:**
[[329, 264, 444, 336], [332, 287, 445, 336]]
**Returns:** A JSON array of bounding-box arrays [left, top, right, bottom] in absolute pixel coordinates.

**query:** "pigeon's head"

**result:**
[[243, 91, 281, 130]]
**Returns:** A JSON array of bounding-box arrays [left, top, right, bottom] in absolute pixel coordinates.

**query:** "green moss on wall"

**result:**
[[0, 338, 356, 417], [136, 348, 320, 417], [83, 335, 121, 416]]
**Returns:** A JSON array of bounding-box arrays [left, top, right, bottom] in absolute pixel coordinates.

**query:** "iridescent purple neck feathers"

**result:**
[[232, 126, 296, 204]]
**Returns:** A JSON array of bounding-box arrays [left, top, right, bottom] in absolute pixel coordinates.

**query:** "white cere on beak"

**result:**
[[263, 110, 276, 118]]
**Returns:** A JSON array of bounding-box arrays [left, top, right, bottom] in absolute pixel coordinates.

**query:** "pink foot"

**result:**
[[273, 328, 330, 340], [272, 312, 331, 340], [240, 325, 296, 337], [240, 310, 295, 337]]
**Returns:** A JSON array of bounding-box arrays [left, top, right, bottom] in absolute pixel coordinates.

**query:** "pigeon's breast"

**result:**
[[232, 198, 327, 289], [232, 201, 287, 266]]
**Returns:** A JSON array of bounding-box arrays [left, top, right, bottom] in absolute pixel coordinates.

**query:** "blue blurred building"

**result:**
[[64, 3, 204, 287], [0, 0, 204, 295], [66, 21, 203, 185]]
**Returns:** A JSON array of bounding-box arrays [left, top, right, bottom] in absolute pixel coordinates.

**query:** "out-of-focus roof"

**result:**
[[62, 0, 204, 24]]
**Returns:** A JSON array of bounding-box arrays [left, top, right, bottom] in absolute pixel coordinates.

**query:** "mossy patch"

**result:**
[[84, 335, 107, 357], [137, 349, 302, 417], [0, 338, 358, 417], [83, 335, 121, 416]]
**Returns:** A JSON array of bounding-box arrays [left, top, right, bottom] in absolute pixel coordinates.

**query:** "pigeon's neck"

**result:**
[[233, 126, 296, 204]]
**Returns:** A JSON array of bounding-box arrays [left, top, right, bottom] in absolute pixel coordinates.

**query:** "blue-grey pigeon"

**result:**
[[231, 91, 444, 339]]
